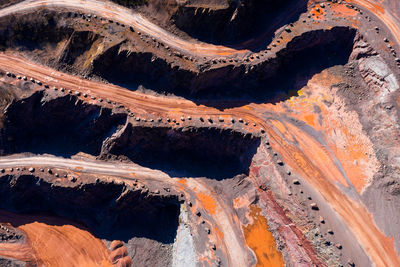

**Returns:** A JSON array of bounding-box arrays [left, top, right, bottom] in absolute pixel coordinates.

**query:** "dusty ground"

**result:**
[[0, 0, 398, 266]]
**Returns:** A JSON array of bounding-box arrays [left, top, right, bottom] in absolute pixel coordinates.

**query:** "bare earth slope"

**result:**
[[0, 0, 399, 266]]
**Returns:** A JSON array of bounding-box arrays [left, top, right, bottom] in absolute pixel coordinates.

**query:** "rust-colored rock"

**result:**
[[0, 0, 399, 266]]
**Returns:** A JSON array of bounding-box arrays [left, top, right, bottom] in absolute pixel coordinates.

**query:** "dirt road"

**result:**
[[0, 155, 171, 180], [0, 155, 250, 266], [351, 0, 400, 47], [0, 0, 400, 265], [0, 0, 247, 57], [0, 0, 398, 58], [1, 51, 400, 265]]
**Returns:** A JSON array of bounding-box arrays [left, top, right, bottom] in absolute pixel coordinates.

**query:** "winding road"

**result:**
[[0, 0, 247, 57], [351, 0, 400, 47], [0, 0, 396, 57], [1, 52, 400, 266], [0, 0, 400, 266], [0, 155, 249, 266]]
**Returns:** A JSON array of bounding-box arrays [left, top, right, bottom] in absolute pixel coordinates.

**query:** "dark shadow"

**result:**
[[0, 209, 92, 230], [0, 91, 127, 157], [0, 91, 259, 181], [193, 27, 357, 108], [171, 0, 308, 51], [0, 10, 356, 110], [106, 125, 261, 180], [0, 11, 72, 51], [92, 26, 357, 109], [0, 175, 180, 244]]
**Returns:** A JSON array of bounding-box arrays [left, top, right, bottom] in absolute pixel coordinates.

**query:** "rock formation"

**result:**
[[0, 0, 399, 266]]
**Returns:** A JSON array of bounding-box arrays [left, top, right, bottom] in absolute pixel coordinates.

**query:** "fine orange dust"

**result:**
[[328, 3, 361, 28], [283, 70, 376, 193], [270, 120, 295, 143], [284, 122, 349, 187], [260, 68, 400, 265], [176, 178, 187, 191], [331, 3, 358, 17], [0, 241, 34, 262], [350, 0, 384, 13], [304, 114, 317, 127], [215, 49, 248, 56], [233, 196, 248, 209], [177, 179, 187, 185], [266, 106, 400, 267], [215, 226, 224, 239], [243, 205, 284, 267], [310, 4, 326, 21], [197, 193, 217, 214], [321, 115, 373, 193], [20, 222, 112, 267]]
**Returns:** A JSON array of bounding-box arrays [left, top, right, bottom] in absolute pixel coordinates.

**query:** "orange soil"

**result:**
[[266, 122, 400, 266], [0, 1, 398, 266], [197, 193, 217, 214], [352, 0, 385, 13], [243, 205, 284, 267], [0, 211, 112, 267], [284, 122, 349, 186], [263, 116, 399, 266], [21, 222, 112, 267], [330, 3, 361, 28], [215, 226, 224, 239], [283, 70, 378, 194], [310, 4, 326, 21], [0, 242, 35, 263], [0, 53, 399, 265], [331, 3, 358, 17]]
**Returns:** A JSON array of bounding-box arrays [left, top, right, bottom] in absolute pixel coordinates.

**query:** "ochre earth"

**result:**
[[0, 0, 399, 266]]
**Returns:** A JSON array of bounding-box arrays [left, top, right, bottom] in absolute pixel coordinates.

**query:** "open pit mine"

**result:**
[[0, 0, 399, 266]]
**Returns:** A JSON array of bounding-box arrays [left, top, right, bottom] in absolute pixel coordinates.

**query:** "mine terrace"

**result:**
[[0, 0, 399, 266]]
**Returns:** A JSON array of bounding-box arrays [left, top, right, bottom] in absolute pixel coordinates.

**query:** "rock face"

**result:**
[[0, 89, 260, 180], [100, 124, 260, 179], [0, 0, 399, 266], [171, 0, 303, 43], [0, 90, 126, 157], [0, 173, 180, 266], [91, 26, 356, 101], [114, 0, 308, 44]]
